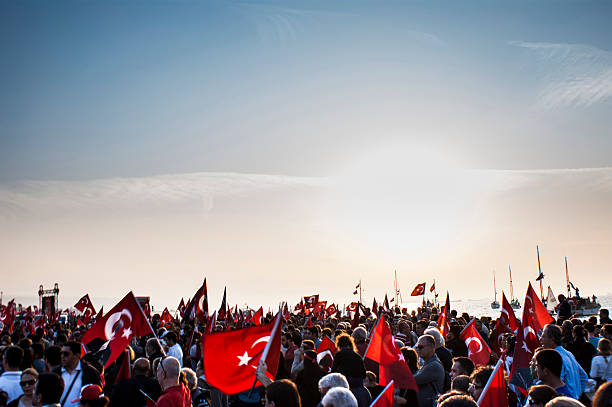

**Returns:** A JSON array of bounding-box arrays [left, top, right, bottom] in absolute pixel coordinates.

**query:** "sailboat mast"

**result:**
[[359, 279, 362, 304], [509, 265, 514, 300], [537, 245, 544, 299], [493, 271, 497, 301], [565, 257, 571, 298]]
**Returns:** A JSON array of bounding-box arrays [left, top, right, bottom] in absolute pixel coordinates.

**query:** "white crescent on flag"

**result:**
[[104, 309, 133, 340]]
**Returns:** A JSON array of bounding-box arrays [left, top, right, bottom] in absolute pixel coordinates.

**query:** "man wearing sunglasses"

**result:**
[[52, 341, 101, 407], [414, 335, 445, 407]]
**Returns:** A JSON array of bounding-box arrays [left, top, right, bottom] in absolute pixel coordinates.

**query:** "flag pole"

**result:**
[[132, 293, 166, 357], [459, 317, 477, 338], [476, 359, 503, 405], [248, 311, 282, 395], [363, 314, 383, 359]]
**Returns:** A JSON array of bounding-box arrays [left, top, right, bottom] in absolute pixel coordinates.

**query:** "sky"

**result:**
[[1, 0, 611, 312]]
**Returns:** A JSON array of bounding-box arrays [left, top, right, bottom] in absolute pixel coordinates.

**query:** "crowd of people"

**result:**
[[0, 300, 611, 407]]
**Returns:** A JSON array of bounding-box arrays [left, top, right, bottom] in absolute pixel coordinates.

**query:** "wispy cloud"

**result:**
[[0, 172, 328, 221], [511, 41, 612, 109]]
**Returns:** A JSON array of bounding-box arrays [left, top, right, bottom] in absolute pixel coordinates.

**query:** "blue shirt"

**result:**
[[555, 345, 588, 399], [555, 384, 573, 398], [589, 337, 601, 349]]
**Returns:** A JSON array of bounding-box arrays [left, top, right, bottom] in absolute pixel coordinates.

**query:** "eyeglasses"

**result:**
[[20, 380, 36, 386], [157, 355, 168, 376]]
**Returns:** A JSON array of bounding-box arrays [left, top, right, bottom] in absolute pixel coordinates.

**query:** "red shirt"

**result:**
[[156, 384, 191, 407]]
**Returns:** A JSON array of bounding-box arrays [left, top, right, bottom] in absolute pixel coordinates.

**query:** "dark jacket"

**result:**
[[414, 354, 445, 407], [110, 374, 162, 407], [332, 348, 366, 387], [53, 360, 102, 387]]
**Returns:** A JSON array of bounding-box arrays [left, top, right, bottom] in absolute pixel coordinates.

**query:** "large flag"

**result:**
[[524, 283, 554, 333], [437, 292, 450, 338], [346, 302, 359, 312], [477, 360, 508, 407], [202, 312, 282, 394], [184, 279, 208, 323], [364, 317, 417, 391], [313, 301, 327, 316], [326, 303, 337, 316], [410, 283, 426, 296], [370, 380, 394, 407], [459, 319, 491, 366], [509, 300, 540, 390], [0, 300, 16, 333], [81, 292, 153, 368], [500, 293, 519, 332]]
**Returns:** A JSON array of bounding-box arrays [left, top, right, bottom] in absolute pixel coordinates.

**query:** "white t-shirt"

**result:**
[[168, 343, 184, 367], [0, 371, 23, 403], [590, 355, 612, 381]]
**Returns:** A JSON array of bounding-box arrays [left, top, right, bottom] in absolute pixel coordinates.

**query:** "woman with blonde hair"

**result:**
[[590, 338, 612, 382], [7, 368, 38, 407]]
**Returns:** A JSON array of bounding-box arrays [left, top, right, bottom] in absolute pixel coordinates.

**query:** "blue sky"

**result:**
[[1, 1, 611, 308]]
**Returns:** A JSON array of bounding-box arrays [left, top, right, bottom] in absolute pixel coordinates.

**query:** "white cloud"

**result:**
[[511, 41, 612, 109], [0, 172, 328, 221]]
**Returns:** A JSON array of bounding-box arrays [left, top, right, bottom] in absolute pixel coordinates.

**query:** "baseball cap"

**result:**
[[72, 384, 104, 403]]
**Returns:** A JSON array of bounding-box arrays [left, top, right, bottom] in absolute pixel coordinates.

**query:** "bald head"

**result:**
[[157, 356, 181, 389], [133, 358, 150, 376]]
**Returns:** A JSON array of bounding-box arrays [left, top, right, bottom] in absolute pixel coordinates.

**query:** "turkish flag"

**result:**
[[383, 295, 390, 312], [326, 304, 337, 316], [509, 301, 541, 390], [524, 283, 554, 333], [282, 303, 289, 321], [178, 298, 186, 318], [184, 279, 208, 323], [437, 292, 451, 338], [218, 287, 228, 321], [313, 301, 327, 315], [459, 319, 491, 366], [304, 295, 319, 308], [411, 283, 426, 296], [371, 380, 394, 407], [350, 304, 361, 329], [346, 302, 359, 312], [491, 317, 515, 356], [202, 313, 282, 395], [316, 336, 337, 371], [82, 292, 153, 368], [160, 308, 173, 325], [365, 317, 417, 391], [250, 307, 263, 326], [75, 294, 96, 314], [477, 360, 508, 407], [500, 293, 519, 332]]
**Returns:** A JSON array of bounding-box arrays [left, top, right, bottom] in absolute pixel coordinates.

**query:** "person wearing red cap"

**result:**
[[71, 384, 108, 407]]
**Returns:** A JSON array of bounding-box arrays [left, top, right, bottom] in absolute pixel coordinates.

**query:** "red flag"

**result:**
[[437, 292, 451, 338], [477, 360, 508, 407], [185, 280, 208, 323], [81, 292, 153, 368], [459, 319, 491, 366], [326, 304, 337, 316], [218, 287, 228, 321], [75, 294, 96, 314], [0, 300, 16, 333], [372, 298, 378, 316], [500, 293, 519, 333], [295, 299, 304, 311], [350, 304, 361, 329], [383, 295, 390, 312], [313, 301, 327, 315], [430, 282, 436, 292], [304, 295, 319, 308], [491, 318, 515, 356], [207, 311, 217, 334], [346, 302, 359, 312], [316, 336, 337, 371], [251, 307, 263, 326], [134, 297, 151, 321], [178, 298, 186, 318], [370, 380, 394, 407], [524, 283, 553, 333], [160, 308, 173, 325], [282, 303, 289, 321], [410, 283, 426, 296], [203, 313, 282, 394], [364, 317, 417, 391], [113, 349, 131, 384], [510, 300, 541, 390], [304, 315, 314, 327]]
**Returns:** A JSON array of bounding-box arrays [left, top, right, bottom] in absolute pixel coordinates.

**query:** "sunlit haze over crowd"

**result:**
[[1, 0, 611, 311]]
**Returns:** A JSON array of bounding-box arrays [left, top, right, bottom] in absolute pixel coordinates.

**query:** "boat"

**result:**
[[491, 270, 500, 309], [509, 265, 521, 309], [546, 286, 558, 313], [564, 257, 601, 317]]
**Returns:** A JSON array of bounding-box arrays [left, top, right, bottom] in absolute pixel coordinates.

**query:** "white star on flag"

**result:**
[[121, 327, 132, 339], [237, 351, 252, 366]]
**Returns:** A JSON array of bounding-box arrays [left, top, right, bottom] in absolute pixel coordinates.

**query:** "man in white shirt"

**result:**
[[0, 346, 24, 403], [165, 331, 184, 367], [54, 341, 102, 407]]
